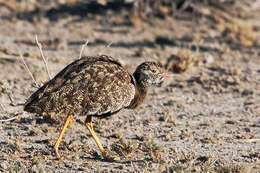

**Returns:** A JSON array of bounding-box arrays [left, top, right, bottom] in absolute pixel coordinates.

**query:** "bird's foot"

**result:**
[[102, 151, 120, 161], [55, 148, 61, 159]]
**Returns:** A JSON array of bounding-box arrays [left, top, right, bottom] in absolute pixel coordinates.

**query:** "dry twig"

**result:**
[[78, 40, 89, 59], [241, 139, 260, 143], [0, 103, 5, 112], [18, 52, 38, 87], [0, 55, 18, 62], [35, 35, 52, 80], [106, 42, 113, 47], [3, 82, 16, 106], [0, 112, 28, 122]]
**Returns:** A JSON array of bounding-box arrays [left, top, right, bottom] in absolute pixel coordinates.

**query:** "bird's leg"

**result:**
[[54, 114, 73, 158], [85, 116, 105, 153], [85, 116, 119, 160]]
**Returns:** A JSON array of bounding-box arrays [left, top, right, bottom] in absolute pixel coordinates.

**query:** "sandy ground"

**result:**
[[0, 1, 260, 172]]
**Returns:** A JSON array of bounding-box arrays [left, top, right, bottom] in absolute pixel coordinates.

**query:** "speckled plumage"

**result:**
[[24, 55, 166, 159], [24, 55, 135, 118]]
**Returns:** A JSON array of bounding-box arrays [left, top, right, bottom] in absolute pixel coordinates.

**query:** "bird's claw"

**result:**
[[55, 148, 61, 159]]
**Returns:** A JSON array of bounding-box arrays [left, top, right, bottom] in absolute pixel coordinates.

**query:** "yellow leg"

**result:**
[[54, 114, 73, 158], [85, 116, 105, 154], [85, 116, 119, 160]]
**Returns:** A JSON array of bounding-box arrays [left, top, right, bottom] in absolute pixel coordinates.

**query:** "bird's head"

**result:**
[[133, 61, 168, 88]]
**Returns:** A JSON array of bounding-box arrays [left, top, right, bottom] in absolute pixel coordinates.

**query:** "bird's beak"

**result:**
[[159, 73, 169, 77]]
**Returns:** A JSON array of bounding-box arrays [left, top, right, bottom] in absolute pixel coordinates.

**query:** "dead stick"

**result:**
[[18, 52, 38, 87], [106, 42, 113, 47], [78, 40, 89, 59], [0, 112, 27, 122], [35, 35, 52, 80]]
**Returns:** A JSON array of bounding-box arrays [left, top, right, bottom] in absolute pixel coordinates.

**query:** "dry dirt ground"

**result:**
[[0, 1, 260, 172]]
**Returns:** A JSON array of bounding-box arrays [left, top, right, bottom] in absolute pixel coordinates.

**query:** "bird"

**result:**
[[24, 55, 168, 160]]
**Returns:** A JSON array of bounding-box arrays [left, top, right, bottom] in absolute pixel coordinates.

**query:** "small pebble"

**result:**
[[0, 161, 8, 170]]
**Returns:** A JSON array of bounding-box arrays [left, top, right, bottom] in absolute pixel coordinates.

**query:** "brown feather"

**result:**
[[24, 55, 135, 120], [24, 55, 165, 120]]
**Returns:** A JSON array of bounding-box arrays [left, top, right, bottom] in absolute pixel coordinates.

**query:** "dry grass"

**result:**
[[165, 49, 200, 74], [140, 139, 164, 162], [164, 155, 253, 173], [111, 139, 137, 158]]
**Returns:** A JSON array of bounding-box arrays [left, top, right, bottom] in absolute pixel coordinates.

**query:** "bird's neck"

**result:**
[[127, 77, 148, 109]]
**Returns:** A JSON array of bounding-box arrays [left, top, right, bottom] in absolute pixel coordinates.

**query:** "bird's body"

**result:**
[[24, 55, 135, 119], [24, 55, 166, 160]]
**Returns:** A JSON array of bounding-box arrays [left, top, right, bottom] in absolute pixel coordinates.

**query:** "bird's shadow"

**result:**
[[81, 155, 152, 164]]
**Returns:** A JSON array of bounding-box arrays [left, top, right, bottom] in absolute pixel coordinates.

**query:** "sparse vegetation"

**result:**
[[111, 139, 137, 158], [141, 139, 164, 162], [163, 154, 253, 173], [0, 0, 259, 172]]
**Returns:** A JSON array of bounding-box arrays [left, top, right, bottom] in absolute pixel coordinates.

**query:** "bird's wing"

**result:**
[[80, 62, 135, 116]]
